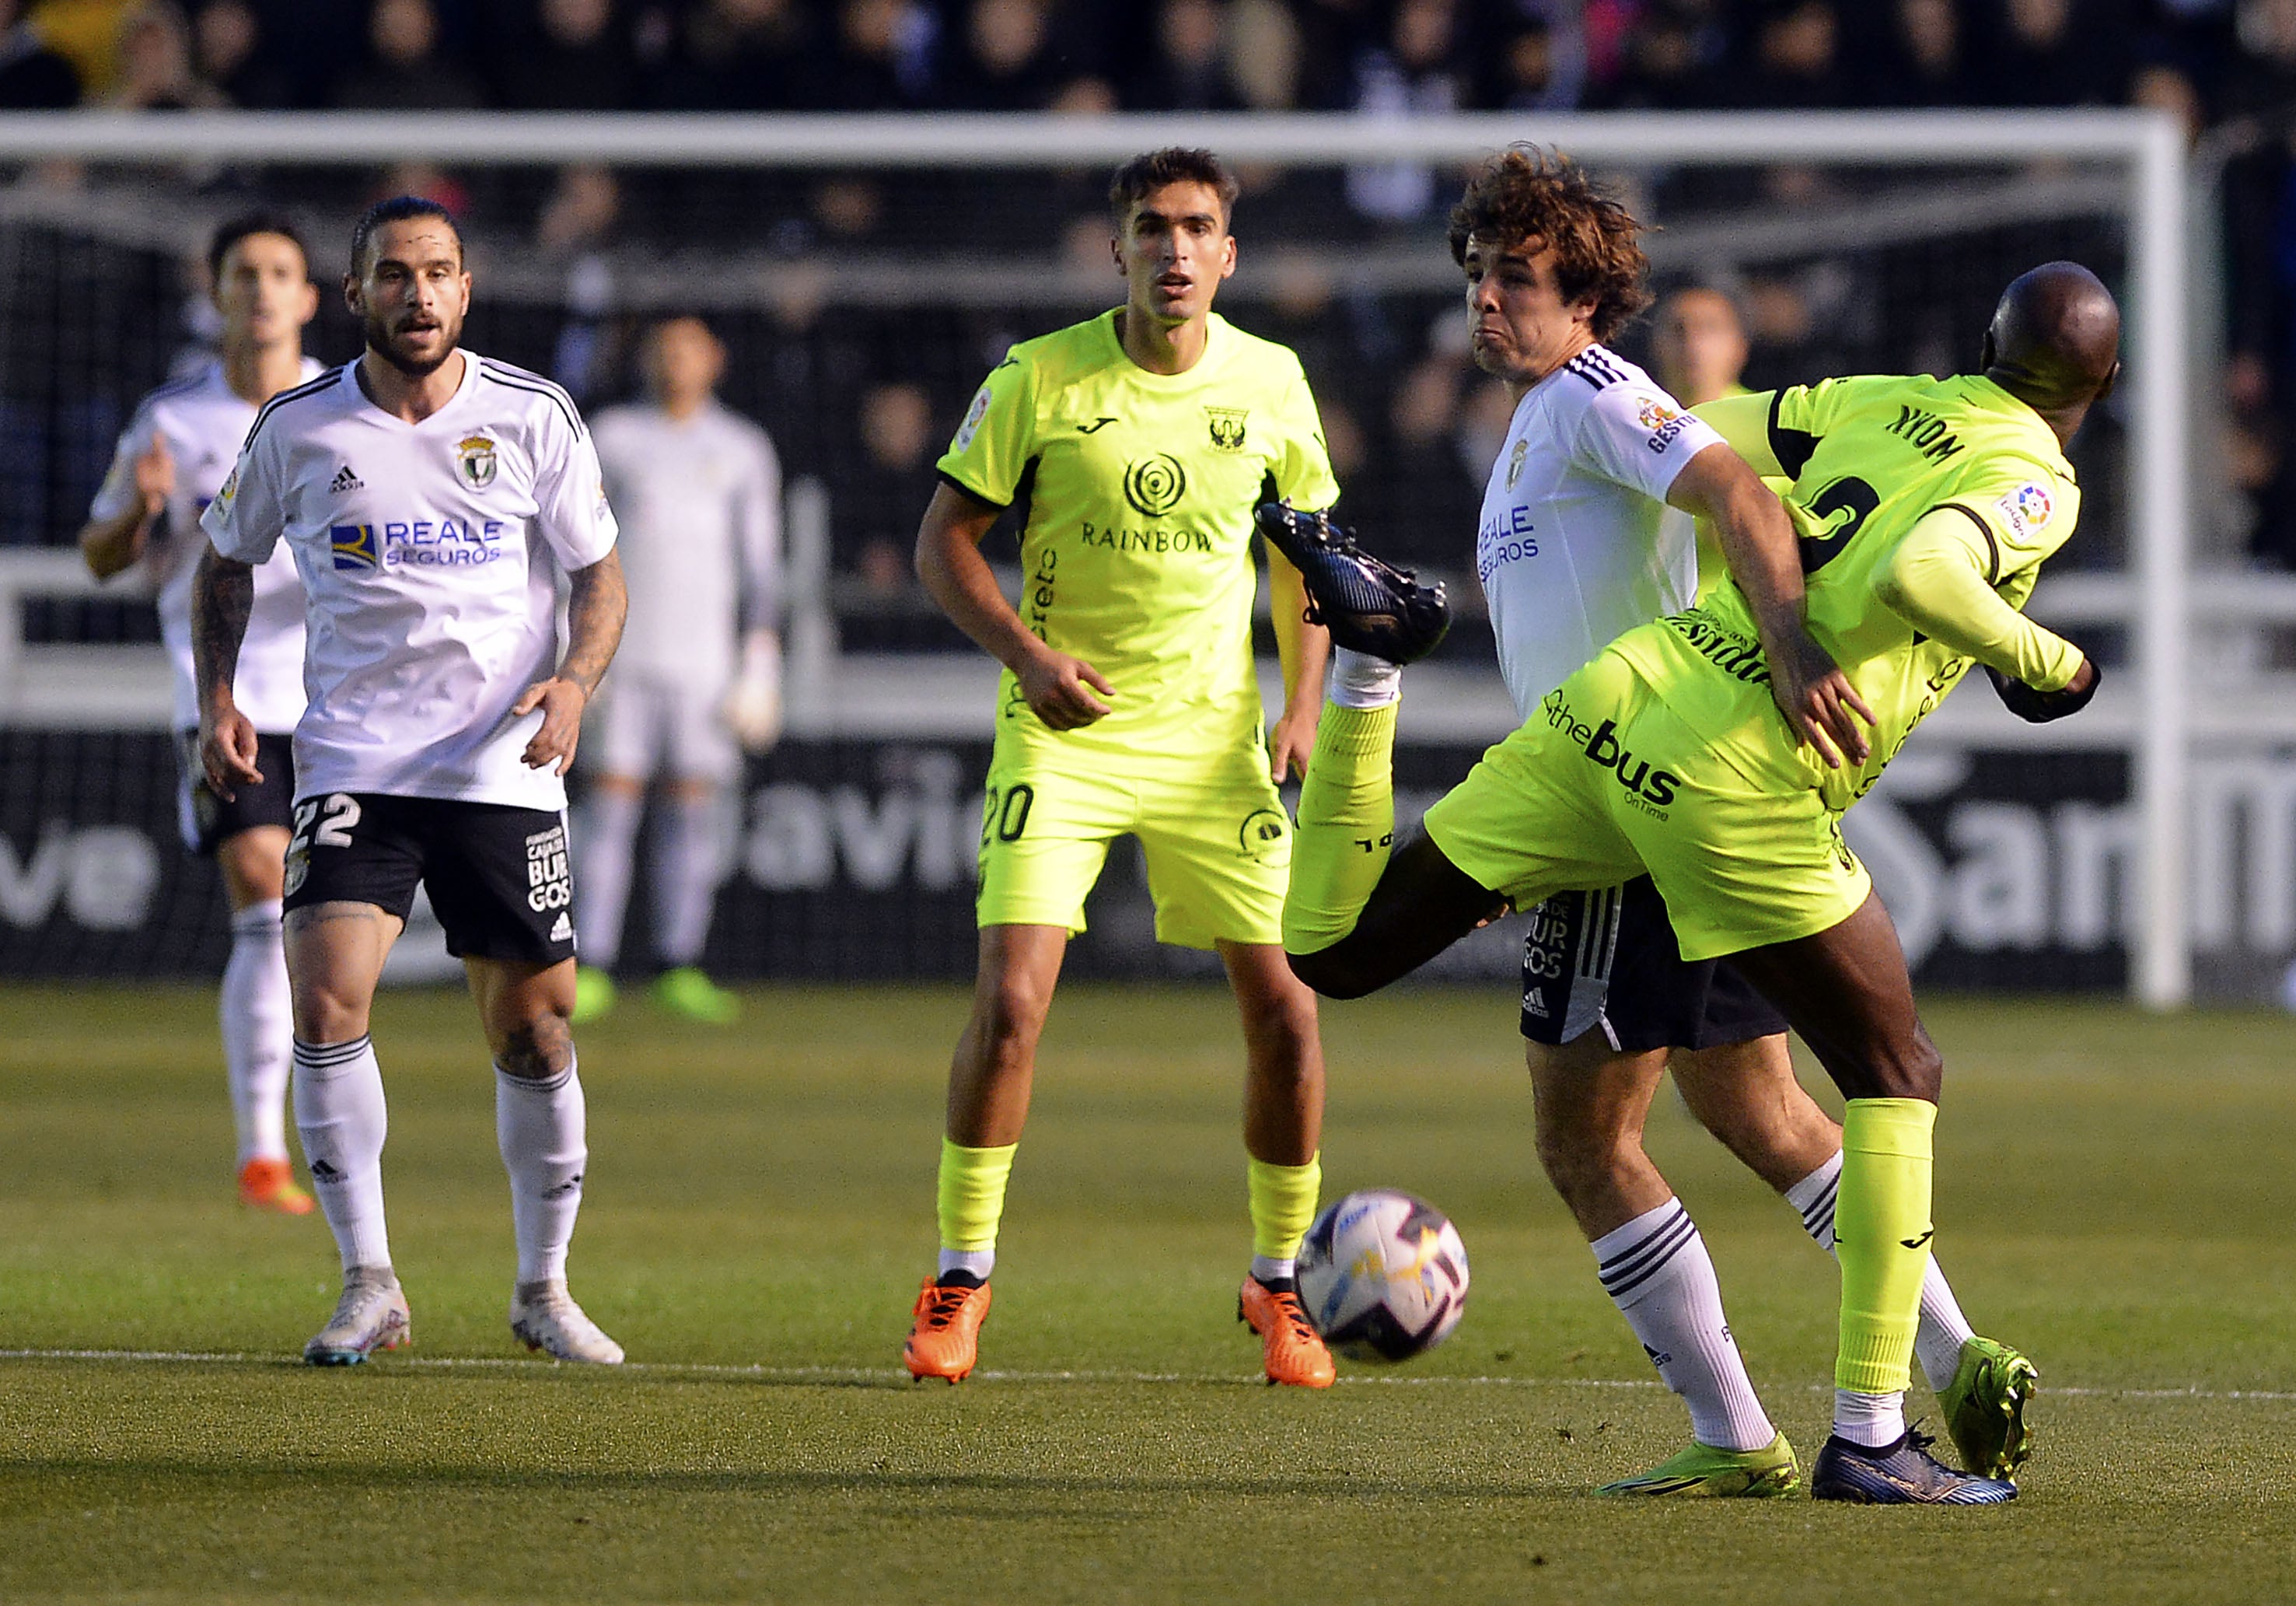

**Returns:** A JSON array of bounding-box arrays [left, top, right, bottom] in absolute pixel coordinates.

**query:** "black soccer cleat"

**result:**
[[1809, 1429, 2018, 1505], [1254, 500, 1452, 666]]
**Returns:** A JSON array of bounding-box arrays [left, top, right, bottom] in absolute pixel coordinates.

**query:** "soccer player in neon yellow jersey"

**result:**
[[902, 148, 1340, 1387], [1268, 261, 2117, 1501]]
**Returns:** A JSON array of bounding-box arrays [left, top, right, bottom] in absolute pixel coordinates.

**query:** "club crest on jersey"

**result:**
[[455, 434, 498, 490], [330, 523, 379, 569], [1997, 482, 2053, 541], [1204, 407, 1248, 451], [1505, 438, 1529, 488]]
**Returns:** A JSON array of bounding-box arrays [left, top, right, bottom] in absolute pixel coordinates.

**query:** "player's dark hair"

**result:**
[[349, 194, 463, 276], [1108, 147, 1241, 229], [1448, 145, 1652, 344], [207, 212, 307, 282]]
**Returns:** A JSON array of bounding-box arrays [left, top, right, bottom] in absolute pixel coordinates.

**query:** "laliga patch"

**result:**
[[1634, 395, 1680, 431], [456, 434, 498, 490], [216, 465, 239, 506], [953, 382, 994, 452], [1995, 482, 2053, 542]]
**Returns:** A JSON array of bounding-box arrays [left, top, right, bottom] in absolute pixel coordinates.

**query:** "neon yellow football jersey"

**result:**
[[1617, 373, 2081, 810], [938, 310, 1339, 755]]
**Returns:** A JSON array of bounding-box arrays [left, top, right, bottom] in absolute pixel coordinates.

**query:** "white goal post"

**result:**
[[0, 109, 2196, 1003]]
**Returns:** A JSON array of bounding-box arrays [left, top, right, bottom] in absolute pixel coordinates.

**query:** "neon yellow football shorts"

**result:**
[[976, 733, 1291, 949], [1421, 649, 1873, 960]]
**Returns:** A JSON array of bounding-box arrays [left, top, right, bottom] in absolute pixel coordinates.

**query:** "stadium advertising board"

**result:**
[[5, 730, 2291, 999]]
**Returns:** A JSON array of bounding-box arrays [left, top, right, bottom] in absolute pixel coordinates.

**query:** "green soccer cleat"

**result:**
[[652, 965, 741, 1025], [1595, 1433, 1802, 1497], [570, 968, 617, 1024], [1939, 1336, 2038, 1481]]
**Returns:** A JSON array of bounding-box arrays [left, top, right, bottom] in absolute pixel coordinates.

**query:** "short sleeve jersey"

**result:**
[[938, 310, 1340, 755], [1616, 373, 2080, 811], [1476, 345, 1721, 723], [592, 399, 781, 688], [88, 359, 323, 733], [201, 354, 619, 811]]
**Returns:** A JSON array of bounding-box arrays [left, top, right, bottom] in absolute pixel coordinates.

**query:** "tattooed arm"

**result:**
[[515, 549, 627, 774], [192, 548, 264, 800]]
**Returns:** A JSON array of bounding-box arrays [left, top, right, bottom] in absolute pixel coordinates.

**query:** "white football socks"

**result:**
[[1591, 1198, 1777, 1452], [575, 789, 642, 970], [497, 1059, 587, 1286], [292, 1035, 391, 1272], [655, 795, 725, 970], [1250, 1254, 1298, 1286], [1327, 646, 1403, 709], [1787, 1151, 1976, 1393], [221, 898, 292, 1164], [937, 1248, 994, 1282], [1832, 1387, 1906, 1448]]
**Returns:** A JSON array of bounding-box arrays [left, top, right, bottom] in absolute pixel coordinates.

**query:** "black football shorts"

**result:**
[[283, 791, 576, 965], [175, 730, 297, 855], [1519, 874, 1788, 1051]]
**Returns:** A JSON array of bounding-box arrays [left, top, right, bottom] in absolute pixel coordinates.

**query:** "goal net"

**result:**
[[0, 110, 2233, 1002]]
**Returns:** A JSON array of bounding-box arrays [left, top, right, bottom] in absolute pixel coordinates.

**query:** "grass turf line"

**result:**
[[2, 983, 2294, 1601]]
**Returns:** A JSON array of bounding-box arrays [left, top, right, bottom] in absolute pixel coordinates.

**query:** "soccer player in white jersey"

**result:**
[[194, 196, 630, 1366], [1440, 149, 2026, 1493], [573, 314, 781, 1027], [79, 212, 323, 1216]]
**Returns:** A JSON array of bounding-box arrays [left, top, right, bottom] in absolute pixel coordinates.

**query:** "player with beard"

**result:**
[[80, 212, 324, 1216], [195, 196, 630, 1366]]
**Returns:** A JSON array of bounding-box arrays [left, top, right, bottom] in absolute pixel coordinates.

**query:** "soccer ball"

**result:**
[[1296, 1188, 1469, 1363]]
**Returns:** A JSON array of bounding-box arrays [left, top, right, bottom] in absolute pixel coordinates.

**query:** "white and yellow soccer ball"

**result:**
[[1296, 1188, 1469, 1363]]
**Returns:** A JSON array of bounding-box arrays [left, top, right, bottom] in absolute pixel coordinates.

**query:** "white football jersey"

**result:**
[[89, 359, 324, 733], [1476, 345, 1723, 721], [201, 353, 619, 811], [590, 398, 780, 688]]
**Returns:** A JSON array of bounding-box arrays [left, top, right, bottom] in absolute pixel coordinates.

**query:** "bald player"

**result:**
[[1267, 261, 2117, 1504]]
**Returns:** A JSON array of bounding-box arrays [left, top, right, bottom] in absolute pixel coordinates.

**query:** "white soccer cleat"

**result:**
[[303, 1266, 411, 1366], [508, 1279, 625, 1364]]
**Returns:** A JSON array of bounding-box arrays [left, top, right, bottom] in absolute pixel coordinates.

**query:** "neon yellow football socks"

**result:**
[[936, 1137, 1018, 1253], [1283, 701, 1400, 956], [1833, 1097, 1937, 1396], [1247, 1153, 1323, 1262]]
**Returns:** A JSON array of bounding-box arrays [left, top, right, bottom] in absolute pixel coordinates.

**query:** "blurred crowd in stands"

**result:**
[[5, 0, 2296, 581]]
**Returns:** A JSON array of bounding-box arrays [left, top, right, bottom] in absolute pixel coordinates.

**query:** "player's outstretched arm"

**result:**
[[914, 481, 1113, 730], [517, 549, 627, 775], [191, 548, 261, 800], [1264, 546, 1329, 782], [1668, 443, 1873, 768]]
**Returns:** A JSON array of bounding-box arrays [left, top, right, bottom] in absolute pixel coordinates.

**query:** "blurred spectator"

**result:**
[[842, 380, 939, 588], [1476, 1, 1586, 110], [812, 0, 935, 110], [648, 0, 810, 110], [1737, 0, 1849, 108], [1345, 0, 1466, 222], [1127, 0, 1245, 111], [501, 0, 631, 110], [942, 0, 1106, 111], [1225, 0, 1302, 108], [1595, 0, 1728, 107], [1863, 0, 1970, 107], [104, 0, 224, 107], [372, 159, 471, 222], [0, 0, 82, 106], [2130, 58, 2205, 143], [192, 0, 287, 106], [333, 0, 485, 109], [1979, 0, 2128, 107], [1652, 283, 1751, 407]]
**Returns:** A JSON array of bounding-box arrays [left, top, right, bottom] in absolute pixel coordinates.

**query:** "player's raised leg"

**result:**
[[1528, 1033, 1798, 1496], [285, 898, 409, 1365], [470, 953, 621, 1364], [1728, 894, 2015, 1503], [1677, 1037, 2039, 1480], [216, 824, 311, 1213], [1221, 939, 1334, 1388], [904, 923, 1065, 1381]]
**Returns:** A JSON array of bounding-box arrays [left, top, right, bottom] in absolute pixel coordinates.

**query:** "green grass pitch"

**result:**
[[3, 981, 2295, 1603]]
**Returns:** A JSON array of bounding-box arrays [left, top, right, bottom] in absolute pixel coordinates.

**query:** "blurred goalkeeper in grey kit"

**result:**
[[573, 314, 783, 1026]]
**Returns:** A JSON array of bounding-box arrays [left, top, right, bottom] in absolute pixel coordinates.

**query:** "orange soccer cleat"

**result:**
[[1238, 1274, 1337, 1389], [903, 1277, 992, 1382], [238, 1156, 315, 1215]]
